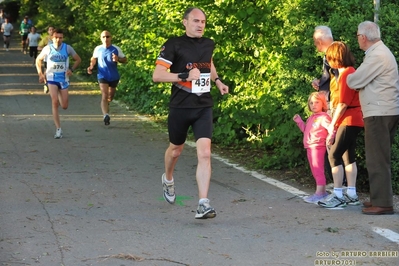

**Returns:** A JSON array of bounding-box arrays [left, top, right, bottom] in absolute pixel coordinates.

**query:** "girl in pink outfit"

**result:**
[[293, 92, 334, 204]]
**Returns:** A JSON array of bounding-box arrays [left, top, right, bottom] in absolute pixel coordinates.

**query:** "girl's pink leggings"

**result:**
[[307, 146, 327, 186]]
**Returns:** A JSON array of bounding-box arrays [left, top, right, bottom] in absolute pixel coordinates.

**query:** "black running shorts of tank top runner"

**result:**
[[168, 107, 213, 145], [98, 78, 119, 88]]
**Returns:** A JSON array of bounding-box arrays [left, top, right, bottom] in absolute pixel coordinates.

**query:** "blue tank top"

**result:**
[[46, 43, 70, 82]]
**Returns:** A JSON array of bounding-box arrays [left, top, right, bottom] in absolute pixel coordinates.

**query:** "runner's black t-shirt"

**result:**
[[156, 34, 215, 108]]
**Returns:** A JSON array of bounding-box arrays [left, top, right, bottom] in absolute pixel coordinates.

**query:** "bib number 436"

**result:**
[[191, 73, 211, 93]]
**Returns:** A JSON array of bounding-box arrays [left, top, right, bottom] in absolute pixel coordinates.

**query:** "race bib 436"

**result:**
[[191, 73, 211, 93]]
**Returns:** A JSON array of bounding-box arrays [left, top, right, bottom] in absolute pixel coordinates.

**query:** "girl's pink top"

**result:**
[[294, 112, 331, 149]]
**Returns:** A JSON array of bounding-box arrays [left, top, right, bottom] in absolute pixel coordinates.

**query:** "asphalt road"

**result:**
[[0, 38, 398, 266]]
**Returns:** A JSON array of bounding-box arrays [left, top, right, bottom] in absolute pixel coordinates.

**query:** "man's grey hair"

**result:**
[[358, 21, 381, 42], [314, 26, 333, 40]]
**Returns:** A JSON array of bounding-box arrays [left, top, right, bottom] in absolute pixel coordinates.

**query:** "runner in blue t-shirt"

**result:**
[[87, 30, 127, 125]]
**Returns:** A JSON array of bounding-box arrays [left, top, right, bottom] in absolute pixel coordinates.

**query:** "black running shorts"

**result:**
[[98, 78, 119, 88], [168, 107, 213, 145]]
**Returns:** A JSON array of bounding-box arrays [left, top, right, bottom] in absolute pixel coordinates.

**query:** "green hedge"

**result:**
[[23, 0, 399, 193]]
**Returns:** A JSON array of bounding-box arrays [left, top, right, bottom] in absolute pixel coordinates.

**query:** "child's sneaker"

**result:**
[[303, 193, 329, 204]]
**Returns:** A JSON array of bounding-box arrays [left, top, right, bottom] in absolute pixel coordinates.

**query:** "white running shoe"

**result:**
[[318, 193, 347, 208], [54, 128, 63, 139], [162, 173, 175, 204], [343, 193, 360, 205], [195, 199, 216, 219]]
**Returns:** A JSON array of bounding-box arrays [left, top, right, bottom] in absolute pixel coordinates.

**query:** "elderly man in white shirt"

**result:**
[[347, 21, 399, 215]]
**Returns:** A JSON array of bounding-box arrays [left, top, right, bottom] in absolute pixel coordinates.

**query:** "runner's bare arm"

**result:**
[[87, 57, 97, 74], [211, 61, 229, 95], [67, 53, 81, 76]]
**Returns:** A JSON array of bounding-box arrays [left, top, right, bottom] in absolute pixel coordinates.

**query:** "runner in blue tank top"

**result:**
[[87, 30, 127, 125], [36, 29, 81, 139]]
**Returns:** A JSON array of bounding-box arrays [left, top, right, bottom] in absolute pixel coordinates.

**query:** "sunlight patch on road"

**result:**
[[0, 73, 38, 77], [1, 114, 142, 122], [0, 89, 100, 96]]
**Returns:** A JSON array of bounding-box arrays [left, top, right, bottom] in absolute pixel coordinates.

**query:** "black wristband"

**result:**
[[215, 77, 221, 83], [178, 72, 189, 82], [69, 67, 74, 72]]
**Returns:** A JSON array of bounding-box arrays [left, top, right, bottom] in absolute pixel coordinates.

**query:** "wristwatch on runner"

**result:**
[[178, 72, 189, 82]]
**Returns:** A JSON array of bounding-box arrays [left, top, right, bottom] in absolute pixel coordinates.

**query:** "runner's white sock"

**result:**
[[346, 187, 357, 197], [164, 176, 173, 183], [333, 188, 343, 198], [199, 198, 209, 204]]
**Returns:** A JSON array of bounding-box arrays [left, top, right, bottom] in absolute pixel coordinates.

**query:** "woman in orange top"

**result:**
[[318, 41, 364, 208]]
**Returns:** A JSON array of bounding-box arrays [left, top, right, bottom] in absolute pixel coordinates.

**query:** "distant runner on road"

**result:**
[[19, 16, 32, 54], [87, 30, 127, 126], [1, 17, 13, 51], [27, 26, 41, 66]]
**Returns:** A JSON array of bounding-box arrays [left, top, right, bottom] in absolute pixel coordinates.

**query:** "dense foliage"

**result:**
[[13, 0, 399, 193]]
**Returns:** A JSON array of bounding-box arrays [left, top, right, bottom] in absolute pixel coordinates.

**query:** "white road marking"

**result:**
[[373, 227, 399, 244], [210, 153, 308, 197]]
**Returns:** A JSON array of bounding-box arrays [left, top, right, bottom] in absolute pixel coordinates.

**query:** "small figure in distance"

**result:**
[[1, 17, 13, 51], [38, 26, 54, 52], [87, 30, 127, 126], [19, 16, 32, 54], [27, 26, 41, 66]]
